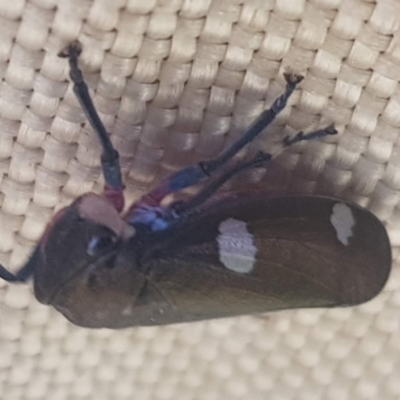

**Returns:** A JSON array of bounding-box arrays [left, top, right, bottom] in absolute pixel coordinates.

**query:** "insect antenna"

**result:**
[[0, 247, 40, 282]]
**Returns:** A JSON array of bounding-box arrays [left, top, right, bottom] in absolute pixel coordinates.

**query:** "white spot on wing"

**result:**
[[330, 203, 356, 246], [217, 218, 257, 273]]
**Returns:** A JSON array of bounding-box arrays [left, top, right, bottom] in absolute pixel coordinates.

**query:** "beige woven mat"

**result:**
[[0, 0, 400, 399]]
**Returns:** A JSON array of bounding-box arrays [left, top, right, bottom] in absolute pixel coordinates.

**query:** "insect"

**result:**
[[0, 42, 391, 329]]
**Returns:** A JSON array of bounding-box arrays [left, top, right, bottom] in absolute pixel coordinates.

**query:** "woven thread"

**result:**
[[0, 0, 400, 399]]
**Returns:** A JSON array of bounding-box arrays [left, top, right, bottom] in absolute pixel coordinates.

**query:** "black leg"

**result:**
[[170, 152, 273, 216], [171, 124, 338, 218], [200, 73, 303, 175], [59, 42, 124, 196], [283, 124, 337, 146], [134, 73, 304, 206]]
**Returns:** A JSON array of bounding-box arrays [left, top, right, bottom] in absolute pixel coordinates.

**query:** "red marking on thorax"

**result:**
[[103, 185, 125, 213]]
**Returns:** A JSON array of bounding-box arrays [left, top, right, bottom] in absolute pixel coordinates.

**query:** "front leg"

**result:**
[[59, 42, 125, 212]]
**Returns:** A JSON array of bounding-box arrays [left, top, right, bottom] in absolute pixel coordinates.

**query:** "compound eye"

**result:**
[[87, 227, 118, 257]]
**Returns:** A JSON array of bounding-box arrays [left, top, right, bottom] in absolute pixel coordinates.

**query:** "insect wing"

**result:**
[[140, 194, 391, 323]]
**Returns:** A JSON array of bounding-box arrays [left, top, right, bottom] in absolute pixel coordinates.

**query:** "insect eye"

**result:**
[[87, 228, 118, 257]]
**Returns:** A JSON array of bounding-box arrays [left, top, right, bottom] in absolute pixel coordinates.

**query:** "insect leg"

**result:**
[[200, 73, 303, 174], [170, 152, 273, 215], [283, 125, 337, 146], [59, 42, 125, 212], [171, 125, 338, 216], [136, 73, 303, 207]]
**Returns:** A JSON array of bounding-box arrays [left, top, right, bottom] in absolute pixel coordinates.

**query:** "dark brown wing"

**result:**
[[138, 194, 391, 324]]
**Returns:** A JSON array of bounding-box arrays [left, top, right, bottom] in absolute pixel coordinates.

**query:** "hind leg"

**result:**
[[133, 73, 304, 209]]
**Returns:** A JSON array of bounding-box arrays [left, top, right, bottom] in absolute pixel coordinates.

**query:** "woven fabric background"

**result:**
[[0, 0, 399, 399]]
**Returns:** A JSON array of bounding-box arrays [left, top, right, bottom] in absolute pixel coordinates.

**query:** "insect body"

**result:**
[[0, 42, 391, 328]]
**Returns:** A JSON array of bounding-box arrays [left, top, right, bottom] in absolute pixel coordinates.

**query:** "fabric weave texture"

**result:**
[[0, 1, 399, 399]]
